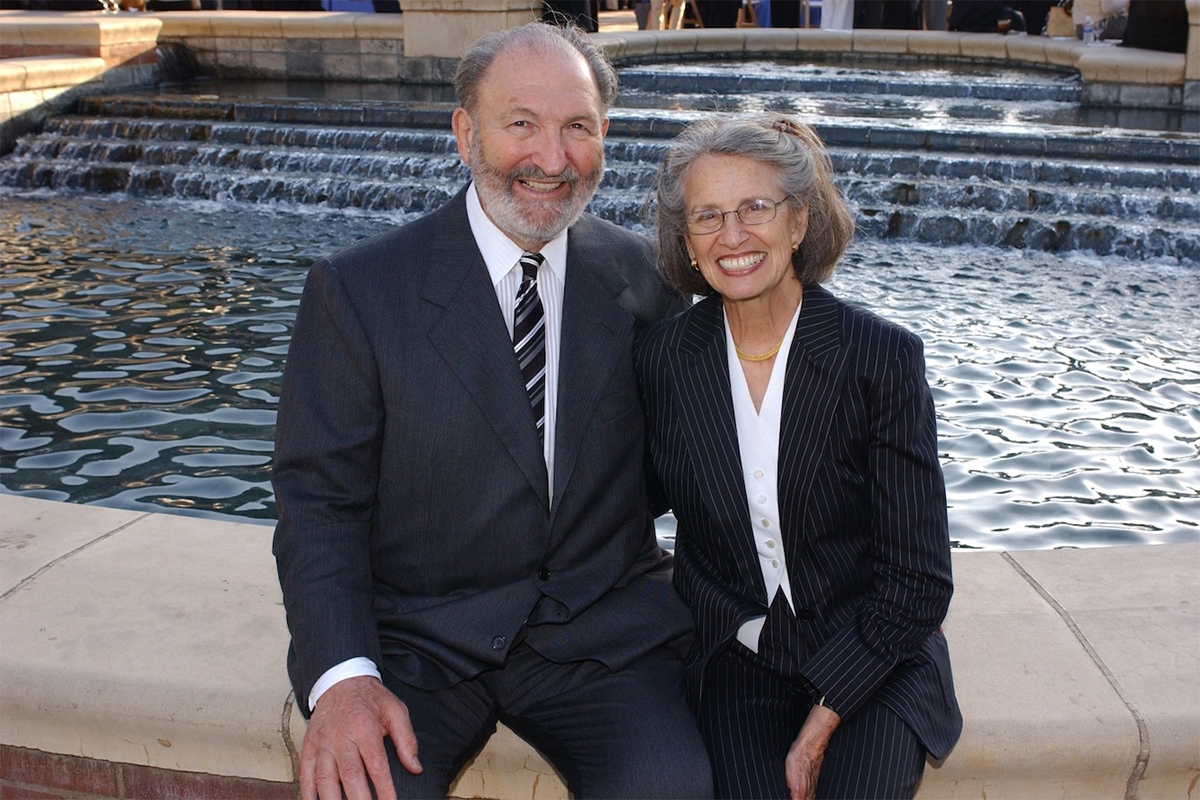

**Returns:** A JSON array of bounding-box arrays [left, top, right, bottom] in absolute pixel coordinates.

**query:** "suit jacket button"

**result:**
[[797, 609, 814, 621], [492, 635, 507, 651], [538, 568, 550, 581]]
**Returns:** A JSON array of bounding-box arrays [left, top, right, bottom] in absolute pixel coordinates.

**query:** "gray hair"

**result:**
[[455, 21, 618, 116], [654, 114, 855, 297]]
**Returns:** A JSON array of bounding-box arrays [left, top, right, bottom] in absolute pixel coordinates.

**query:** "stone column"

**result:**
[[1187, 0, 1199, 109], [400, 0, 542, 82]]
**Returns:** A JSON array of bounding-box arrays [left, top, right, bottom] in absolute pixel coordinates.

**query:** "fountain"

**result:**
[[1, 16, 1198, 800], [1, 24, 1199, 552]]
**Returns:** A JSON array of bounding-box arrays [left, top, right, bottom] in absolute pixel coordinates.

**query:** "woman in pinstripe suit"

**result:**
[[637, 114, 962, 799]]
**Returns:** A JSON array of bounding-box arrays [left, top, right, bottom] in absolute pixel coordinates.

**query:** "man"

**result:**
[[271, 21, 711, 800]]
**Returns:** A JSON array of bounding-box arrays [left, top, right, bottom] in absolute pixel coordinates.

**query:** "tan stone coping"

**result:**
[[0, 10, 162, 48], [1, 494, 1197, 799], [151, 9, 403, 40], [0, 11, 1189, 88], [593, 28, 1188, 86], [0, 54, 105, 93]]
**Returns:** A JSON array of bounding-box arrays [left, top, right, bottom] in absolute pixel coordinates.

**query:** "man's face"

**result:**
[[452, 45, 609, 252]]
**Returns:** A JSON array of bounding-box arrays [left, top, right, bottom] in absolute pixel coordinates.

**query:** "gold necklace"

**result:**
[[734, 337, 784, 362]]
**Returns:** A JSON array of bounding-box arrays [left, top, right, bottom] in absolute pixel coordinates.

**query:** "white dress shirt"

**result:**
[[307, 182, 569, 711], [727, 300, 803, 653]]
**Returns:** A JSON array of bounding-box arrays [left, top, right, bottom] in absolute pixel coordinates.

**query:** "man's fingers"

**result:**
[[382, 696, 422, 776], [297, 677, 412, 799], [298, 739, 319, 800], [300, 742, 363, 800]]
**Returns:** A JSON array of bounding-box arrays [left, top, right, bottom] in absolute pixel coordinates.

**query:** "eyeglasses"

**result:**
[[685, 197, 789, 235]]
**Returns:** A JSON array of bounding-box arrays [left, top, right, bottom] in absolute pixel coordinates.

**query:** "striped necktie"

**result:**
[[513, 252, 546, 443]]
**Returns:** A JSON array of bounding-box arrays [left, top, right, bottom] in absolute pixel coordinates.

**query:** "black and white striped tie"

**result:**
[[513, 252, 546, 443]]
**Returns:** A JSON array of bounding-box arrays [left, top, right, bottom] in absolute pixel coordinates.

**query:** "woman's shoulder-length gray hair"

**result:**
[[653, 113, 854, 298]]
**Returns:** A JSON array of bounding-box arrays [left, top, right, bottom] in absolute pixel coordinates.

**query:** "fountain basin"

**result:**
[[1, 9, 1196, 147]]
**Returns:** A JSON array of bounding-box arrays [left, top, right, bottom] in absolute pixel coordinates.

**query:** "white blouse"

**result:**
[[725, 300, 803, 653]]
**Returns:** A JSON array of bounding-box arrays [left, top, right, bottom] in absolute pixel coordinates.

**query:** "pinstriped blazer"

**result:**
[[636, 285, 963, 759]]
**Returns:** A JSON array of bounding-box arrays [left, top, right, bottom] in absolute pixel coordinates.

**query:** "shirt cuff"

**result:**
[[309, 657, 382, 712]]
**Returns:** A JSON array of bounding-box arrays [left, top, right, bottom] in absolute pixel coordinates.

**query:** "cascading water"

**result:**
[[1, 59, 1198, 549]]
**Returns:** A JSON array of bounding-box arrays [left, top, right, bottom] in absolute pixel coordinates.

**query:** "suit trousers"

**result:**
[[697, 644, 926, 799], [380, 641, 712, 799]]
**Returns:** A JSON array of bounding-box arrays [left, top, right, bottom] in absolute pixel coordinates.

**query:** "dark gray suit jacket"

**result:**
[[637, 286, 963, 759], [272, 188, 693, 710]]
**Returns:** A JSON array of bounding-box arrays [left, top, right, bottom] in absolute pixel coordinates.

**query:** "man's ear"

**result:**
[[601, 117, 610, 138], [451, 107, 473, 164]]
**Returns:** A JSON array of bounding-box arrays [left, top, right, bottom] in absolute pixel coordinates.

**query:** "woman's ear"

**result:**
[[791, 204, 810, 249]]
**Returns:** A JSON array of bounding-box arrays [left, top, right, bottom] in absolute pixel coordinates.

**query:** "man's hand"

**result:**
[[785, 702, 841, 800], [299, 675, 422, 800]]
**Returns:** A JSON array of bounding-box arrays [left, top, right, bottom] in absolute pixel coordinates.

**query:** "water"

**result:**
[[2, 193, 1196, 551], [2, 59, 1198, 549]]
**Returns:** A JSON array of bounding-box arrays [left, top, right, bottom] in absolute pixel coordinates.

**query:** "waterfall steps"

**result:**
[[2, 92, 1196, 263]]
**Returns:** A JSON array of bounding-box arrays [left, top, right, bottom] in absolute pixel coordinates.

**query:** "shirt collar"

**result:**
[[466, 182, 568, 286]]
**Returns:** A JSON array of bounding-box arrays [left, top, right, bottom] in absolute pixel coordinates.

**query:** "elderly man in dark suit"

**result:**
[[271, 21, 711, 800]]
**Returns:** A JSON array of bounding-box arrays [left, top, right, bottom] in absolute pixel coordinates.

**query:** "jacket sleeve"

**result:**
[[271, 260, 386, 710], [799, 332, 953, 719]]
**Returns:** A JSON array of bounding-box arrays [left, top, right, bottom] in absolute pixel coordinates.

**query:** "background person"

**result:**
[[638, 113, 963, 799]]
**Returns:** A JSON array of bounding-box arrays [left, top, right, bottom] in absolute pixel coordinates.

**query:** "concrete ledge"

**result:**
[[1077, 45, 1189, 85], [0, 11, 161, 69], [0, 50, 155, 154], [1, 495, 1196, 799], [596, 28, 1189, 89], [0, 11, 1190, 109], [0, 12, 162, 154]]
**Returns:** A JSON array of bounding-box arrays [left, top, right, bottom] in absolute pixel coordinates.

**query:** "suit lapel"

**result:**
[[670, 296, 767, 602], [421, 193, 550, 508], [552, 223, 633, 513], [778, 285, 849, 542]]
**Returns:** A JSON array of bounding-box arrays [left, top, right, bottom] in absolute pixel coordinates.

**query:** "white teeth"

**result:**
[[718, 253, 764, 271], [520, 179, 562, 192]]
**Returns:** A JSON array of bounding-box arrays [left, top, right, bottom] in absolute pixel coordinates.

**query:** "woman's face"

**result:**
[[683, 154, 807, 306]]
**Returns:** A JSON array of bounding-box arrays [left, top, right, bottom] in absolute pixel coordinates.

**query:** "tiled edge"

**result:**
[[906, 31, 962, 57], [0, 497, 296, 783], [1077, 46, 1186, 85], [793, 28, 853, 49], [0, 55, 104, 94], [1004, 544, 1200, 800], [1005, 33, 1050, 63], [851, 29, 911, 54], [0, 746, 298, 800]]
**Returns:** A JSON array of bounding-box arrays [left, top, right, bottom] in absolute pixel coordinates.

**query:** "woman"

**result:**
[[637, 114, 962, 799]]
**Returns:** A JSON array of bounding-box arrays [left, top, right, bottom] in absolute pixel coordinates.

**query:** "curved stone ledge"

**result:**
[[0, 10, 1193, 113], [0, 495, 1196, 799]]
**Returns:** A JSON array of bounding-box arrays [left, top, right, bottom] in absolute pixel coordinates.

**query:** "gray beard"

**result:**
[[468, 137, 602, 246]]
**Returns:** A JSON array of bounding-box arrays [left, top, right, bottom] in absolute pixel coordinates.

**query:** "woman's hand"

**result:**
[[785, 703, 841, 800]]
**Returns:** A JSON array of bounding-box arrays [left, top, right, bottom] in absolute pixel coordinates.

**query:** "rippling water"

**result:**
[[2, 193, 1197, 550]]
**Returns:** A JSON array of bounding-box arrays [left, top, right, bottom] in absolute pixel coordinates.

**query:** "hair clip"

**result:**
[[772, 119, 803, 137]]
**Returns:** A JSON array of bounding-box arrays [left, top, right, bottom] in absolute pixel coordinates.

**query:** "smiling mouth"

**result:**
[[517, 178, 567, 193], [717, 253, 765, 272]]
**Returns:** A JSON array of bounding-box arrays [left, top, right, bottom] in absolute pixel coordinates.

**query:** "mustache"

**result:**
[[507, 166, 580, 187]]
